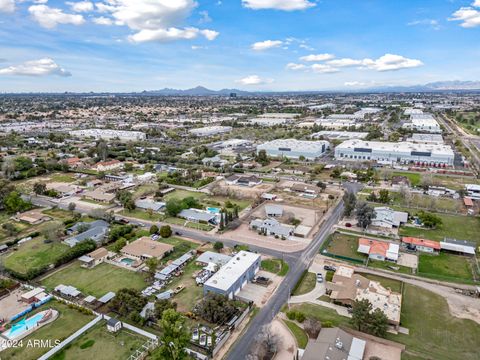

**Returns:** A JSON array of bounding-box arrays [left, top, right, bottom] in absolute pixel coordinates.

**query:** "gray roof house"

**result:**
[[249, 218, 294, 238], [67, 220, 108, 235], [265, 205, 283, 217], [64, 221, 109, 247], [135, 199, 166, 212], [372, 207, 408, 228], [178, 209, 218, 225], [196, 251, 232, 266]]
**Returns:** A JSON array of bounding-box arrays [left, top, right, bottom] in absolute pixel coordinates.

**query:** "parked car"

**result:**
[[192, 328, 199, 341], [324, 265, 337, 272], [316, 273, 323, 283]]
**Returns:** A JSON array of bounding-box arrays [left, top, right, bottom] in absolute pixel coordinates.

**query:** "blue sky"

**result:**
[[0, 0, 479, 92]]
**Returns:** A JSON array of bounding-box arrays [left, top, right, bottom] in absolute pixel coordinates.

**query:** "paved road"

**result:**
[[225, 200, 345, 360]]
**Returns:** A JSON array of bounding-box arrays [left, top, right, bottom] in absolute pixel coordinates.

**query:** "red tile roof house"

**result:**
[[402, 237, 441, 253], [357, 238, 399, 262]]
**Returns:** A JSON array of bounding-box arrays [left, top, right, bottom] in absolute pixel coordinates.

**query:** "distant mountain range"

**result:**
[[140, 81, 480, 96]]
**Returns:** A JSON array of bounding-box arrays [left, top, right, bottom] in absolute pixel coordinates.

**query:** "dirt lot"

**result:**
[[0, 288, 32, 321], [237, 270, 283, 307], [220, 223, 308, 252], [211, 180, 275, 199], [249, 202, 321, 228]]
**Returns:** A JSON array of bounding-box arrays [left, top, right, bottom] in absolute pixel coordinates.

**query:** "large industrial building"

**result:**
[[257, 139, 330, 160], [70, 129, 146, 141], [403, 114, 442, 133], [203, 251, 261, 299], [334, 139, 454, 166], [189, 126, 232, 137]]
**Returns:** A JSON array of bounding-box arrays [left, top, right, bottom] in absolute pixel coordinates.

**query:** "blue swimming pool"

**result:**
[[120, 258, 135, 266], [206, 207, 220, 214], [3, 313, 44, 339]]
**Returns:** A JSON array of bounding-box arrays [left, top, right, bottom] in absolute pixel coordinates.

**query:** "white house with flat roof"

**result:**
[[203, 251, 261, 299], [257, 139, 329, 160], [334, 139, 454, 166]]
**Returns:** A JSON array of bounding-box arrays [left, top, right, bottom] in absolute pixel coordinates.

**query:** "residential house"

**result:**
[[301, 328, 366, 360], [196, 251, 232, 267], [106, 318, 122, 333], [225, 174, 262, 187], [13, 209, 51, 225], [265, 204, 283, 217], [357, 238, 399, 261], [178, 208, 219, 225], [64, 220, 109, 247], [372, 207, 408, 228], [249, 218, 294, 238], [120, 236, 174, 260], [78, 247, 109, 268], [135, 199, 166, 212], [326, 266, 402, 328], [402, 237, 440, 253], [82, 190, 116, 203]]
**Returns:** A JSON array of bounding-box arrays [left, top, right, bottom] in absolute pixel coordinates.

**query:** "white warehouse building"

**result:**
[[403, 114, 442, 134], [70, 129, 146, 141], [257, 139, 330, 160], [334, 139, 454, 167], [189, 126, 232, 137]]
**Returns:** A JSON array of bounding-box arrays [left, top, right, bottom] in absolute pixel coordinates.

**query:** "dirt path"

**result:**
[[271, 318, 297, 360]]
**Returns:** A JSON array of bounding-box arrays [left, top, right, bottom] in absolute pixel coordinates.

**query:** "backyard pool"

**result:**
[[206, 207, 221, 214], [120, 258, 135, 266], [2, 311, 52, 340]]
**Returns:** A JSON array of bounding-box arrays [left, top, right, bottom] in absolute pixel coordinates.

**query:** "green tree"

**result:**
[[4, 191, 30, 214], [356, 202, 375, 229], [213, 241, 224, 251], [149, 224, 159, 235], [159, 225, 172, 238], [366, 308, 389, 337], [166, 198, 183, 217], [256, 149, 270, 166], [350, 299, 373, 332], [33, 182, 46, 195], [417, 211, 442, 229], [68, 202, 76, 212], [155, 309, 190, 360], [145, 257, 159, 276], [343, 191, 357, 217], [154, 299, 177, 319], [378, 189, 390, 204]]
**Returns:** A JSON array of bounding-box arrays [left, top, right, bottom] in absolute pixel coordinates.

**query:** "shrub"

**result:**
[[322, 321, 333, 328], [295, 312, 306, 323], [286, 310, 298, 321], [159, 225, 172, 238], [80, 340, 95, 349]]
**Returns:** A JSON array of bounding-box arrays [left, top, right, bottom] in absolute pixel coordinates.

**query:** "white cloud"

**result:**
[[344, 81, 366, 87], [327, 58, 363, 67], [299, 53, 334, 62], [236, 75, 273, 85], [199, 10, 211, 23], [361, 54, 423, 71], [473, 1, 480, 7], [449, 6, 480, 28], [0, 58, 71, 77], [311, 64, 339, 73], [67, 1, 93, 13], [242, 0, 316, 11], [94, 0, 219, 42], [0, 0, 15, 13], [286, 62, 306, 70], [28, 5, 85, 29], [407, 19, 440, 30], [129, 27, 218, 43], [92, 16, 113, 25], [251, 40, 283, 51]]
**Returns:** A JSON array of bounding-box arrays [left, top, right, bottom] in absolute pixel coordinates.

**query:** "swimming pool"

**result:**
[[120, 258, 135, 266], [206, 207, 220, 214], [3, 313, 45, 340]]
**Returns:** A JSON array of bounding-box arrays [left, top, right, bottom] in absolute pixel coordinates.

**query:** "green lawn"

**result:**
[[158, 236, 200, 264], [132, 184, 158, 200], [41, 262, 148, 298], [389, 284, 480, 360], [286, 303, 350, 328], [164, 189, 206, 201], [283, 320, 308, 349], [390, 171, 422, 186], [208, 196, 252, 211], [42, 208, 75, 220], [418, 253, 476, 283], [164, 217, 213, 231], [261, 258, 289, 276], [49, 173, 77, 183], [3, 237, 70, 275], [292, 272, 317, 296], [362, 273, 403, 293], [119, 209, 164, 222], [368, 260, 413, 275], [322, 233, 367, 262], [50, 321, 147, 360], [398, 212, 480, 245], [0, 301, 94, 360]]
